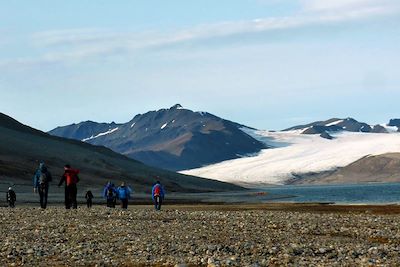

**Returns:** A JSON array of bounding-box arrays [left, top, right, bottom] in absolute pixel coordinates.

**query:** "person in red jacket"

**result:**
[[58, 164, 80, 209]]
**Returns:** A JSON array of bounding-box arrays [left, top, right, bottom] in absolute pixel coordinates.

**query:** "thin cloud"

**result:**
[[2, 0, 399, 69], [31, 28, 121, 47], [301, 0, 400, 13]]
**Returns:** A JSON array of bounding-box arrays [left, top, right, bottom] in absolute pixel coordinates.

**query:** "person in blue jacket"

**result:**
[[116, 182, 132, 209], [152, 181, 165, 210], [33, 162, 52, 209], [103, 181, 117, 208]]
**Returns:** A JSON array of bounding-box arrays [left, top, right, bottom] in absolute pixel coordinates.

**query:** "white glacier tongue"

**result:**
[[181, 129, 400, 186], [82, 127, 119, 142]]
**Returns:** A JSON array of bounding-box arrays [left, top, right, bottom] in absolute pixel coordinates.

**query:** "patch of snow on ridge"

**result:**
[[161, 123, 168, 129], [181, 130, 400, 186], [381, 124, 398, 133], [82, 127, 119, 142], [131, 122, 136, 128], [326, 119, 344, 126]]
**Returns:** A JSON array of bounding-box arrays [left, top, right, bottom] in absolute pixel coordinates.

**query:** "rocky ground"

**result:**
[[1, 204, 400, 266]]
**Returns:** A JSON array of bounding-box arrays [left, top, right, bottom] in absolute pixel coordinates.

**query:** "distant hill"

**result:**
[[49, 104, 266, 171], [284, 118, 390, 137], [0, 112, 243, 193], [291, 153, 400, 185]]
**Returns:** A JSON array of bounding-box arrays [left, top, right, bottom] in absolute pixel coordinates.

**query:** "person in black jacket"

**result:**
[[85, 190, 94, 208], [6, 187, 16, 208]]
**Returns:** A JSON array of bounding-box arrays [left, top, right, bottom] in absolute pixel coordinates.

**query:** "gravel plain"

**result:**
[[1, 204, 400, 266]]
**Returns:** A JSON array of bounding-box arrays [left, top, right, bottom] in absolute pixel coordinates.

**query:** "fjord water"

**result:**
[[264, 183, 400, 204]]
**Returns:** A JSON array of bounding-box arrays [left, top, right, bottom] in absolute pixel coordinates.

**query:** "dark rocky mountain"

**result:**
[[388, 119, 400, 132], [0, 112, 242, 193], [291, 153, 400, 185], [284, 118, 389, 135], [49, 104, 266, 171]]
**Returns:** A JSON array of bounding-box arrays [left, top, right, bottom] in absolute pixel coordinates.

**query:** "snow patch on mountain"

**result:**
[[381, 124, 398, 133], [131, 122, 135, 128], [82, 127, 119, 142], [326, 119, 344, 126], [181, 130, 400, 185], [161, 123, 168, 130]]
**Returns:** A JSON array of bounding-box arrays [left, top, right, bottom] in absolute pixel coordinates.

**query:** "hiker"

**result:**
[[116, 182, 132, 209], [152, 181, 165, 211], [58, 164, 80, 209], [33, 162, 53, 209], [6, 187, 16, 208], [85, 190, 94, 208], [103, 182, 117, 208]]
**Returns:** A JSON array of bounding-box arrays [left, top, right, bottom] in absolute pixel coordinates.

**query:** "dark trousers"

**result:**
[[86, 199, 92, 208], [154, 196, 162, 210], [39, 184, 49, 209], [8, 201, 15, 208], [121, 199, 128, 209], [65, 184, 77, 209], [107, 198, 115, 208]]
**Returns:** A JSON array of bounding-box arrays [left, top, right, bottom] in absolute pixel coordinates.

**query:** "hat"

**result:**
[[8, 187, 12, 191]]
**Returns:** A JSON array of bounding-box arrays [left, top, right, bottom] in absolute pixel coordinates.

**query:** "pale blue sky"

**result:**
[[1, 0, 399, 131]]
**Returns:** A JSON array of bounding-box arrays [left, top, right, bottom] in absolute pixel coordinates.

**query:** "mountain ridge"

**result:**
[[49, 104, 266, 171], [284, 117, 399, 137]]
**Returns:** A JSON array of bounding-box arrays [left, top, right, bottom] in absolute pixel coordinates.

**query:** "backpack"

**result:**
[[38, 172, 48, 185], [153, 185, 161, 196], [66, 172, 78, 186], [107, 188, 115, 200], [119, 187, 130, 200]]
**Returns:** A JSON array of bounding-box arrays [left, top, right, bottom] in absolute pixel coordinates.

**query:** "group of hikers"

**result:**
[[5, 162, 165, 210]]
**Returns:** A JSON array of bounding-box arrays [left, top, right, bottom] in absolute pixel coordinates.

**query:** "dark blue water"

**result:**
[[263, 183, 400, 204]]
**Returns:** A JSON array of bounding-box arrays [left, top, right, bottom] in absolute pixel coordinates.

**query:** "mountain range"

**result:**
[[284, 118, 397, 139], [48, 106, 400, 185], [49, 104, 266, 171], [0, 112, 242, 193]]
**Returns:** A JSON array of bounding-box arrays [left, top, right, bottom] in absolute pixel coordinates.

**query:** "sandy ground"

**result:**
[[1, 203, 400, 266]]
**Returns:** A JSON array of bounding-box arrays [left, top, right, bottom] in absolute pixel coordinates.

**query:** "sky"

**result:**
[[1, 0, 399, 131]]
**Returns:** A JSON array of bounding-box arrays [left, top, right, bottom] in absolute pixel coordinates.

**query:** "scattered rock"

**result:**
[[0, 206, 398, 265]]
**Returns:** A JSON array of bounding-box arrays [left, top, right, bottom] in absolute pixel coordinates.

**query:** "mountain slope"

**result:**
[[49, 104, 266, 171], [291, 153, 400, 184], [0, 112, 243, 193]]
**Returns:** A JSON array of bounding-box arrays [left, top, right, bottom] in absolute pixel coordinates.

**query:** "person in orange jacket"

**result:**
[[58, 164, 80, 209]]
